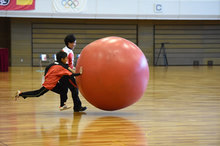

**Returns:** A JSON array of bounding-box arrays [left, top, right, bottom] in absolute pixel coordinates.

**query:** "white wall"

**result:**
[[0, 0, 220, 20]]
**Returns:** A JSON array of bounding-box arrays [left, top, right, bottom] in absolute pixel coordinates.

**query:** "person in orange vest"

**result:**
[[15, 51, 86, 112]]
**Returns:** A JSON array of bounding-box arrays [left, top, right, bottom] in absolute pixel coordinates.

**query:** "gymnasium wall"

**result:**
[[9, 18, 220, 67], [154, 24, 220, 66], [2, 1, 220, 66], [1, 0, 220, 20], [32, 23, 137, 66], [10, 18, 153, 67], [11, 19, 32, 66], [0, 18, 10, 49]]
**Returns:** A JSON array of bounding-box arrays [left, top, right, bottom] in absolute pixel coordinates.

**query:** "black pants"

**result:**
[[19, 87, 49, 98], [19, 83, 67, 107], [59, 75, 82, 110]]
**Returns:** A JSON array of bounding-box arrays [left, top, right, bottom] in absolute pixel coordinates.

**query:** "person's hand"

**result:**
[[80, 66, 83, 74], [68, 67, 75, 73]]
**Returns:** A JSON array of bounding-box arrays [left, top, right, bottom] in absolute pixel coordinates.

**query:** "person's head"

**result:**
[[56, 51, 67, 64], [64, 34, 76, 49]]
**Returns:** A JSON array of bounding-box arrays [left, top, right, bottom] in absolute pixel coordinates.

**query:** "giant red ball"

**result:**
[[75, 36, 149, 111]]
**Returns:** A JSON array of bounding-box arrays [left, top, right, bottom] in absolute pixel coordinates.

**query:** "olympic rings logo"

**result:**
[[0, 0, 10, 6], [61, 0, 79, 9]]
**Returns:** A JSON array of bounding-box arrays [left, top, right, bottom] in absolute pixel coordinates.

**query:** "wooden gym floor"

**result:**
[[0, 66, 220, 146]]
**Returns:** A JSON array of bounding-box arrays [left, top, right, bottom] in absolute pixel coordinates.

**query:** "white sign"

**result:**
[[40, 54, 47, 61]]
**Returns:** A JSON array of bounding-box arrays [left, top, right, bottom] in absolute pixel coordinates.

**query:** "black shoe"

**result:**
[[74, 106, 87, 112]]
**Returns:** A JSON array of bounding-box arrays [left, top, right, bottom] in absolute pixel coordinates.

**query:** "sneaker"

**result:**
[[15, 90, 21, 101], [74, 106, 87, 112], [59, 105, 71, 111]]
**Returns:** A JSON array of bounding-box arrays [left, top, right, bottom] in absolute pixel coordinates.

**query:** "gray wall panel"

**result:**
[[11, 20, 32, 67], [32, 23, 137, 67], [154, 25, 220, 66]]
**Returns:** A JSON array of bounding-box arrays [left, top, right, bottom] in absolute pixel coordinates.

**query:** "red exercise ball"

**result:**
[[75, 36, 149, 111]]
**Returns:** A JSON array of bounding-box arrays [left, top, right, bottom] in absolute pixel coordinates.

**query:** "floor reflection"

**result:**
[[39, 114, 147, 146], [77, 116, 147, 146], [40, 112, 86, 145]]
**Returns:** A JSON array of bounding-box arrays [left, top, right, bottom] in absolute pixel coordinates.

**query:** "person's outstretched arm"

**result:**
[[68, 66, 83, 76]]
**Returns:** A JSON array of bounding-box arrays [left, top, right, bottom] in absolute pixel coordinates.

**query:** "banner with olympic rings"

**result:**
[[53, 0, 87, 13], [0, 0, 35, 10]]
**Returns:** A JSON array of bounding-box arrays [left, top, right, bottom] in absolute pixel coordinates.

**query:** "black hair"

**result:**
[[64, 34, 76, 46], [56, 51, 67, 63]]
